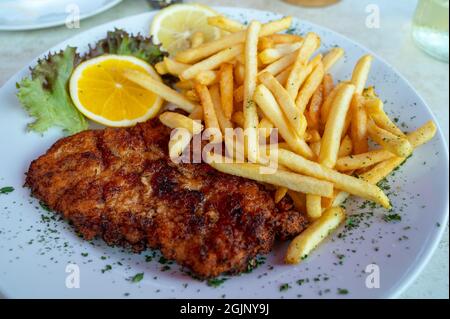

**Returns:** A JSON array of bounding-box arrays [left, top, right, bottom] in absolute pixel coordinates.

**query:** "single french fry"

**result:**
[[367, 120, 412, 157], [285, 33, 320, 99], [331, 120, 437, 207], [335, 149, 395, 171], [207, 16, 246, 33], [320, 82, 343, 128], [319, 83, 355, 168], [286, 206, 346, 264], [322, 47, 344, 72], [269, 33, 303, 44], [258, 117, 274, 138], [322, 73, 334, 100], [124, 70, 197, 113], [275, 187, 289, 203], [219, 63, 234, 119], [307, 84, 323, 130], [234, 62, 245, 85], [259, 41, 303, 64], [288, 53, 323, 101], [195, 84, 223, 143], [243, 21, 262, 162], [168, 129, 193, 160], [296, 62, 325, 113], [159, 111, 203, 135], [195, 70, 219, 85], [181, 44, 244, 80], [207, 154, 334, 197], [175, 16, 292, 63], [210, 84, 234, 135], [232, 111, 245, 127], [351, 54, 373, 95], [287, 190, 307, 213], [338, 135, 353, 157], [190, 31, 204, 48], [306, 194, 322, 220], [164, 57, 191, 76], [277, 148, 390, 208], [258, 71, 303, 136], [155, 61, 168, 75], [364, 97, 405, 137], [234, 85, 245, 103], [254, 84, 315, 159], [260, 50, 298, 77], [175, 79, 194, 90], [350, 94, 369, 154]]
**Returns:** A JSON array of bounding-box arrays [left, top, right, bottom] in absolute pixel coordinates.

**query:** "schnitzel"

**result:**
[[26, 119, 308, 277]]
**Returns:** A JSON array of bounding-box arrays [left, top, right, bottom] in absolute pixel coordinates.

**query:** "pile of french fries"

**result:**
[[124, 14, 437, 265]]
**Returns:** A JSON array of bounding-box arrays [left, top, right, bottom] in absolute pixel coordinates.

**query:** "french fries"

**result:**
[[195, 84, 223, 143], [181, 44, 244, 80], [322, 47, 344, 72], [258, 71, 303, 136], [141, 10, 438, 267], [124, 70, 197, 113], [207, 16, 246, 33], [318, 83, 355, 168], [286, 207, 346, 264], [367, 120, 412, 157], [207, 154, 334, 197], [286, 32, 320, 99], [243, 21, 261, 162], [335, 149, 395, 171], [277, 148, 391, 208], [254, 84, 315, 159], [159, 112, 203, 134], [364, 97, 405, 137], [296, 62, 325, 114], [219, 63, 234, 119], [350, 94, 369, 154], [175, 16, 292, 63], [259, 41, 303, 64]]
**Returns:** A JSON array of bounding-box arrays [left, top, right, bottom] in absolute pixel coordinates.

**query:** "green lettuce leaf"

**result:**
[[84, 29, 166, 64], [16, 29, 166, 135], [17, 47, 88, 135]]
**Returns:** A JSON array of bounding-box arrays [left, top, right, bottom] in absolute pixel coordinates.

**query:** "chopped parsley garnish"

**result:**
[[81, 252, 88, 257], [131, 272, 144, 283], [383, 213, 402, 222], [279, 283, 291, 291], [101, 265, 112, 273], [0, 186, 14, 195], [207, 277, 228, 288], [39, 201, 51, 211], [337, 288, 349, 295]]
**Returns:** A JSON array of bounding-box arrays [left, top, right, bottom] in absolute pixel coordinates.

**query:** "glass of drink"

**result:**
[[412, 0, 449, 62]]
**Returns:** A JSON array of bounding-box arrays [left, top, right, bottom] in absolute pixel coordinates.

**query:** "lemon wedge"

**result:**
[[150, 4, 221, 55], [69, 54, 163, 127]]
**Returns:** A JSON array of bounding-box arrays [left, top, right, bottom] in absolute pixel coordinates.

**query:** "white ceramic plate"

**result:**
[[0, 0, 121, 31], [0, 8, 448, 299]]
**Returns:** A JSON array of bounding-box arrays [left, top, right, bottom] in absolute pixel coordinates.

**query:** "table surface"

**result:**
[[0, 0, 448, 299]]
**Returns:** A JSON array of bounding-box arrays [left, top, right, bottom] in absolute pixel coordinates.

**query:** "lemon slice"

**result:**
[[150, 4, 221, 55], [69, 55, 163, 127]]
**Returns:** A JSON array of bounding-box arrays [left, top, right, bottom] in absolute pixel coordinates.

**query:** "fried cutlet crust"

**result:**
[[26, 119, 308, 277]]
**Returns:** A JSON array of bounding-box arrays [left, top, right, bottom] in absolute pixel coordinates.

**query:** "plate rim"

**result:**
[[0, 0, 122, 31], [0, 7, 448, 299]]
